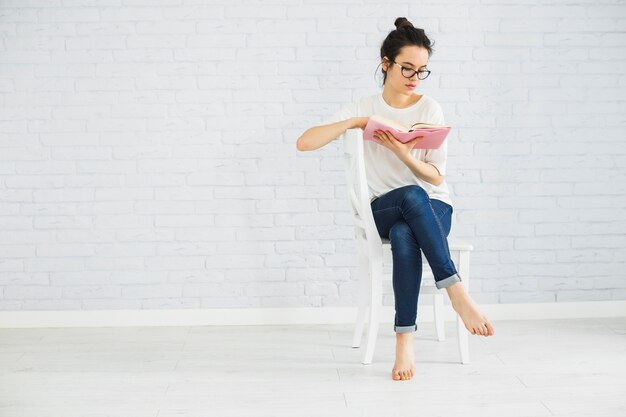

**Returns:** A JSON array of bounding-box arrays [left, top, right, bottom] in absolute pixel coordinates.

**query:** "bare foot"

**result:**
[[446, 282, 495, 337], [391, 333, 415, 380]]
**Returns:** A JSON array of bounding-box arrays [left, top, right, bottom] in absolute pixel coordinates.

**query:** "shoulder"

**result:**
[[419, 94, 443, 112], [417, 95, 446, 125], [419, 95, 445, 122], [357, 93, 379, 107], [342, 94, 375, 110], [343, 94, 378, 115]]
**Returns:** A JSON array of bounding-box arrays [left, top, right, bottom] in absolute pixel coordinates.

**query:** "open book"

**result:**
[[363, 115, 451, 149]]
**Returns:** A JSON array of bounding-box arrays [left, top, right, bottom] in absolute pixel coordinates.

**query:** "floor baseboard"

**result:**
[[1, 300, 625, 328]]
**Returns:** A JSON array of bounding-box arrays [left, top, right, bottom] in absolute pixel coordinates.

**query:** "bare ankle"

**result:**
[[445, 282, 467, 299], [396, 332, 413, 341]]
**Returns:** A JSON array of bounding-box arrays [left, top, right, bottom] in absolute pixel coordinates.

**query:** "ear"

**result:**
[[381, 56, 390, 72]]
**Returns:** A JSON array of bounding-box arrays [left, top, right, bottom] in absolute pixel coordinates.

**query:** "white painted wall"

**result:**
[[0, 0, 624, 311]]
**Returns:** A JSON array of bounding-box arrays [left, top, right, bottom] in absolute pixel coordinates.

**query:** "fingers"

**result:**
[[378, 130, 423, 145], [373, 130, 391, 148], [375, 129, 397, 141], [374, 130, 389, 141], [375, 130, 410, 145]]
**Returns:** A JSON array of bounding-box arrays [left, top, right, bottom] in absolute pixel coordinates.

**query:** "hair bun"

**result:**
[[394, 17, 414, 30]]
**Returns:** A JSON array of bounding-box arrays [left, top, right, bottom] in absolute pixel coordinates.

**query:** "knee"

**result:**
[[401, 185, 429, 211], [389, 221, 415, 246]]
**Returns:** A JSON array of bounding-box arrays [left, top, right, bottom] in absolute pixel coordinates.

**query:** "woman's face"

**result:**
[[382, 45, 430, 96]]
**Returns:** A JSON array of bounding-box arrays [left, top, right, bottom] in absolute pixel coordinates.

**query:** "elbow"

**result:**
[[296, 136, 310, 152], [427, 163, 444, 186]]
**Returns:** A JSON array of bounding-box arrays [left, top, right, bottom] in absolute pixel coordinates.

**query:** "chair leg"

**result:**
[[362, 263, 383, 365], [434, 293, 445, 341], [352, 251, 369, 348], [352, 310, 367, 349], [456, 249, 471, 364], [457, 313, 470, 364]]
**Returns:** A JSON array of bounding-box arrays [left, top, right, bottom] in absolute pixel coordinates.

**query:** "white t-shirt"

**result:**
[[326, 92, 452, 207]]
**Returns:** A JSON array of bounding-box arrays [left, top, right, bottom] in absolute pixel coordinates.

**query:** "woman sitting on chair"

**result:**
[[296, 17, 495, 381]]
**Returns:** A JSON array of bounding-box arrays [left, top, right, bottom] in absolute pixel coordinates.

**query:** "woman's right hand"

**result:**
[[351, 117, 369, 130]]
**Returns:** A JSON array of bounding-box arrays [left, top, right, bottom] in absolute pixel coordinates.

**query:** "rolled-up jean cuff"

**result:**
[[435, 273, 462, 290], [394, 324, 417, 333]]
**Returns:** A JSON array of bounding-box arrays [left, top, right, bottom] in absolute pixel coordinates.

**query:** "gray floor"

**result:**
[[0, 317, 624, 417]]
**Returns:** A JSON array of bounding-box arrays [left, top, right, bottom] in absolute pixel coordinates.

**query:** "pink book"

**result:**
[[363, 115, 451, 149]]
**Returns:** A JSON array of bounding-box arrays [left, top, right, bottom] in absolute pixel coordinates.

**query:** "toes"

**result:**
[[480, 322, 492, 336], [393, 369, 409, 380], [472, 326, 486, 336]]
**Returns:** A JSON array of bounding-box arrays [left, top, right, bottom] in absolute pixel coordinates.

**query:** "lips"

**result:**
[[406, 84, 416, 88]]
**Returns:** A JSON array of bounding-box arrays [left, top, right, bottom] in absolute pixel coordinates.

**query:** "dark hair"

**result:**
[[376, 17, 435, 86]]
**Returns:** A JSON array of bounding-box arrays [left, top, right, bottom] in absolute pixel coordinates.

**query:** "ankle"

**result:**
[[446, 282, 467, 299], [396, 333, 413, 342]]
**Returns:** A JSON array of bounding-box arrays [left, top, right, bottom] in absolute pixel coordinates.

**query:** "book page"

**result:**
[[370, 115, 409, 131]]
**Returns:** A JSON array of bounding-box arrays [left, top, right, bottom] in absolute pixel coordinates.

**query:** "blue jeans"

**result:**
[[370, 185, 462, 333]]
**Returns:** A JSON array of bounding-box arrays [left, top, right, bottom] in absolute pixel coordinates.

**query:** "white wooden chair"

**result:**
[[341, 127, 473, 365]]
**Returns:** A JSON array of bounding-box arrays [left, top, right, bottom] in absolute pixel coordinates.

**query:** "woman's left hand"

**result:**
[[373, 129, 423, 161]]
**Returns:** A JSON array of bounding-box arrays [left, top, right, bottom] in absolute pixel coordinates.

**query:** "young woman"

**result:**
[[297, 17, 494, 381]]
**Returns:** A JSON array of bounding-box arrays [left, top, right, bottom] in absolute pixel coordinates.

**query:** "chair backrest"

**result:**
[[342, 128, 384, 254]]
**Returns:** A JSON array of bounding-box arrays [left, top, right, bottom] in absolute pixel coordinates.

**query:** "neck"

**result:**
[[382, 86, 417, 109]]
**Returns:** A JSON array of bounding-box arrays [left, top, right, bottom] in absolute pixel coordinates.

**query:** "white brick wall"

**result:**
[[0, 0, 624, 311]]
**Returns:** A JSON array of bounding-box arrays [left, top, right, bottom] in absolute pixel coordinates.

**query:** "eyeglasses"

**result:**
[[391, 60, 431, 80]]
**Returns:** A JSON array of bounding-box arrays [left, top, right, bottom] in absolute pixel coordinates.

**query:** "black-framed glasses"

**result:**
[[391, 60, 431, 80]]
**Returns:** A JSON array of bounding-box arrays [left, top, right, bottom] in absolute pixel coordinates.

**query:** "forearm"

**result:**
[[296, 118, 355, 151], [399, 154, 444, 186]]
